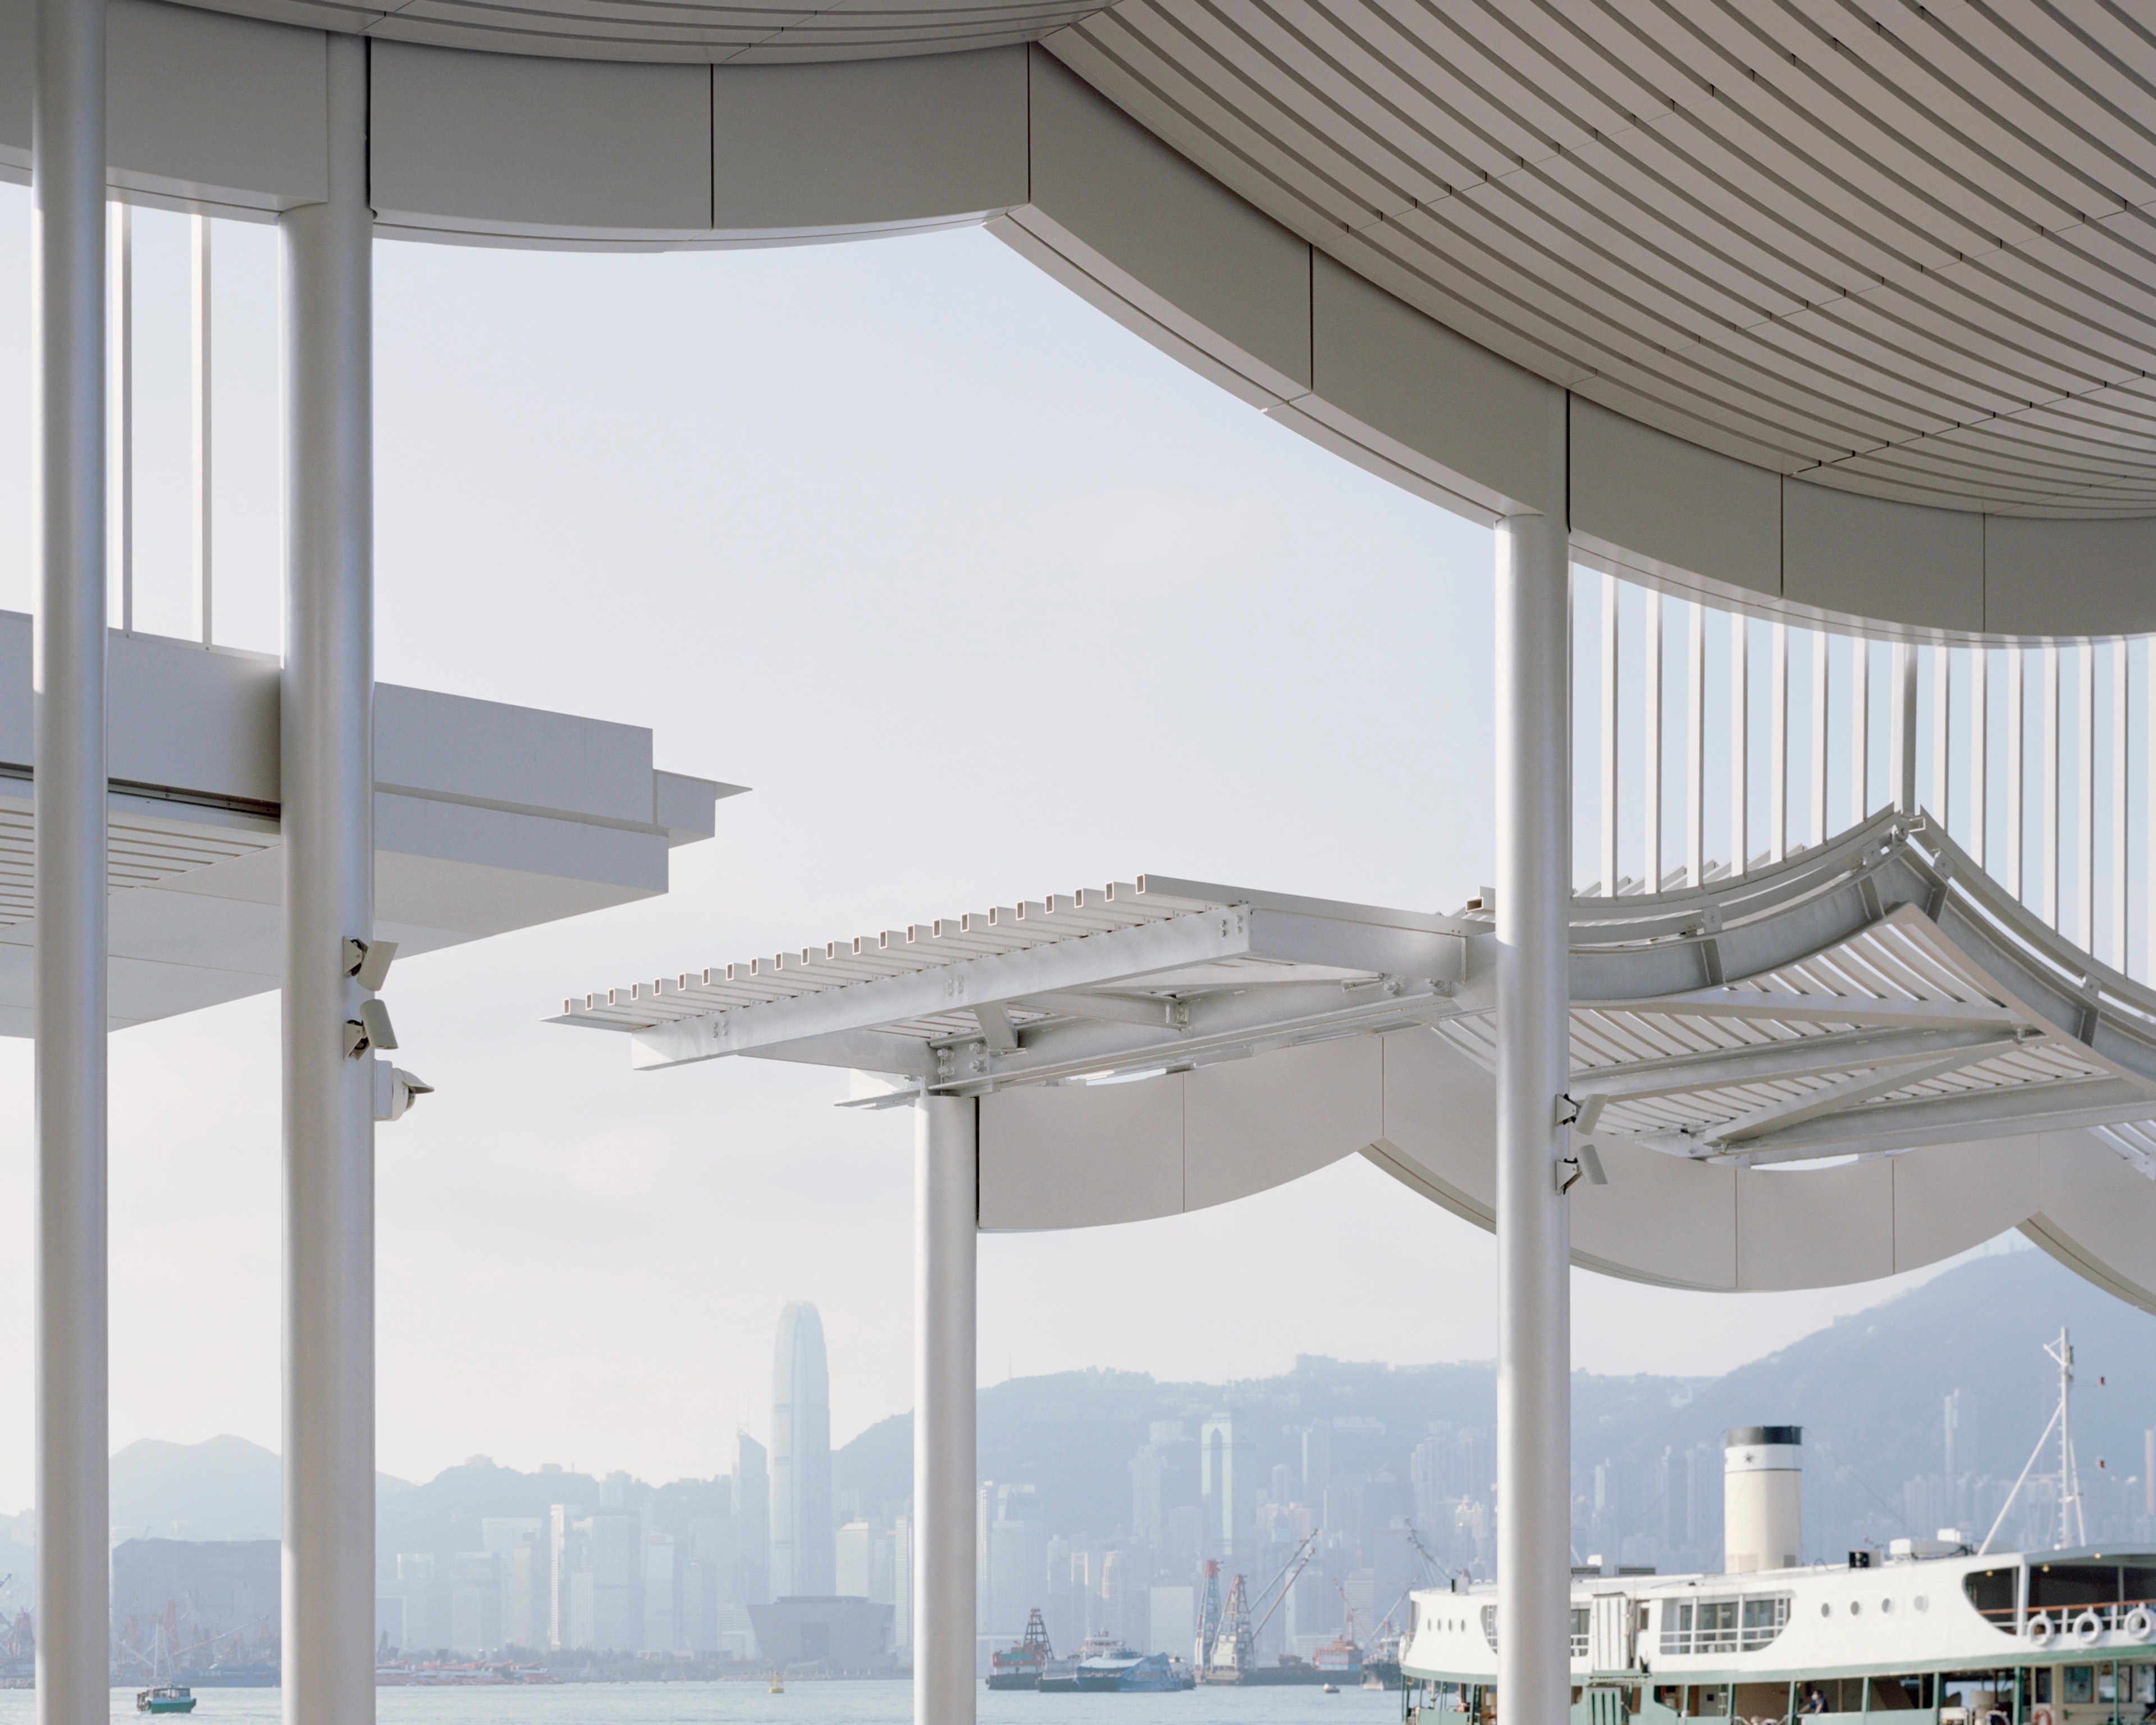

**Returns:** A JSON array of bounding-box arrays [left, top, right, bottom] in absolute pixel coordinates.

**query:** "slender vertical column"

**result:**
[[1768, 620, 1788, 864], [108, 198, 131, 633], [915, 1093, 977, 1725], [2079, 641, 2096, 953], [1851, 637, 1870, 827], [1729, 612, 1748, 876], [2112, 640, 2128, 970], [190, 211, 212, 645], [1599, 573, 1618, 897], [1641, 591, 1661, 893], [2008, 648, 2025, 902], [1933, 645, 1952, 836], [34, 0, 108, 1718], [1685, 603, 1704, 888], [1969, 647, 1987, 871], [1808, 628, 1827, 851], [2044, 644, 2061, 930], [1495, 389, 1569, 1725], [1890, 644, 1917, 815], [282, 35, 374, 1725]]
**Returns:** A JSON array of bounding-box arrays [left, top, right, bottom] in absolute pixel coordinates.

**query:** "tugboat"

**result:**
[[136, 1687, 196, 1714], [989, 1609, 1054, 1690]]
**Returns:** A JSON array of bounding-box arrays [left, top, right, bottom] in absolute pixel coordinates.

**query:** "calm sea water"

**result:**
[[0, 1682, 1404, 1725]]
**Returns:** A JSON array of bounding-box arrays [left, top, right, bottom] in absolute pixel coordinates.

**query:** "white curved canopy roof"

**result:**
[[13, 1, 2156, 641], [136, 0, 2156, 527], [552, 811, 2156, 1311]]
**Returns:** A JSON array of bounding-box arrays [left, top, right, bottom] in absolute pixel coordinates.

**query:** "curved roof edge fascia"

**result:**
[[7, 6, 2150, 644]]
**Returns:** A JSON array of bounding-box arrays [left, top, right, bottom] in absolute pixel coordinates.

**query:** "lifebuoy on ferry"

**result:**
[[2032, 1708, 2053, 1725], [2072, 1610, 2104, 1646], [2027, 1613, 2055, 1646], [2125, 1607, 2155, 1641]]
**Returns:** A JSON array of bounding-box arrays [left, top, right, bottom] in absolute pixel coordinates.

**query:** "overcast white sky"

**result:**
[[0, 188, 1992, 1507]]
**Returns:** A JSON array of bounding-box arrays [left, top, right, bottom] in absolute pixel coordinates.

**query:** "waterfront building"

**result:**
[[642, 1534, 679, 1653], [588, 1509, 644, 1651], [770, 1303, 834, 1600], [835, 1520, 873, 1600], [892, 1514, 914, 1655]]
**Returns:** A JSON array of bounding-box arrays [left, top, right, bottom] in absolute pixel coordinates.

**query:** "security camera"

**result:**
[[342, 937, 399, 992], [372, 1059, 435, 1123]]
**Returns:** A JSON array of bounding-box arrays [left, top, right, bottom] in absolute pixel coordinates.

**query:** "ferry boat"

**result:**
[[1071, 1632, 1144, 1691], [1401, 1542, 2156, 1725], [1404, 1349, 2143, 1725], [1117, 1653, 1184, 1693], [135, 1687, 195, 1714]]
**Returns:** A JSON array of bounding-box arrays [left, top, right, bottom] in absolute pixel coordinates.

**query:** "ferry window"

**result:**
[[2064, 1666, 2094, 1704], [1962, 1568, 2017, 1631], [1481, 1605, 1497, 1651], [2098, 1665, 2117, 1704], [1696, 1598, 1739, 1653], [2136, 1665, 2155, 1705], [2031, 1566, 2119, 1610], [1570, 1608, 1589, 1659], [2127, 1568, 2156, 1608], [1741, 1596, 1790, 1650], [1661, 1601, 1691, 1656]]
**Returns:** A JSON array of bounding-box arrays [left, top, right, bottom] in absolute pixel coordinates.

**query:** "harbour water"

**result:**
[[0, 1684, 1401, 1725]]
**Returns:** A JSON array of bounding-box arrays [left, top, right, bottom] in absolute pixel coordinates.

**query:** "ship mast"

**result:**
[[1977, 1326, 2088, 1555], [2050, 1329, 2086, 1548]]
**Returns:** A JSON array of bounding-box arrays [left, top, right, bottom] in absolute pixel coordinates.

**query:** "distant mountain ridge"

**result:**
[[19, 1239, 2155, 1572]]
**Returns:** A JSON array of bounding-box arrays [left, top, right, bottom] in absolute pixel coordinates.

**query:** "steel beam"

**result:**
[[281, 35, 376, 1725], [34, 0, 109, 1714], [913, 1094, 976, 1725], [1494, 393, 1570, 1725], [1569, 1026, 2026, 1103]]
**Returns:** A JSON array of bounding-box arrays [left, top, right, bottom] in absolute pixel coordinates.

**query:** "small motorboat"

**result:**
[[136, 1687, 196, 1715], [1322, 1684, 1340, 1695]]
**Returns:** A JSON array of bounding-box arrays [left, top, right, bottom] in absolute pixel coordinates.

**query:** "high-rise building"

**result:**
[[1130, 1445, 1166, 1541], [772, 1301, 836, 1599], [1201, 1411, 1254, 1562], [836, 1520, 874, 1598], [548, 1503, 587, 1650], [1301, 1421, 1332, 1501], [893, 1513, 915, 1653], [736, 1433, 771, 1604]]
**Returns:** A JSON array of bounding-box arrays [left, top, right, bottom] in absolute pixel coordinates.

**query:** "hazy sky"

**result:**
[[0, 188, 1993, 1508]]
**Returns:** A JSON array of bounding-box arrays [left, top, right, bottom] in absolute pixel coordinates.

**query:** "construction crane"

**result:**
[[1194, 1560, 1223, 1670], [1212, 1572, 1254, 1676], [1247, 1530, 1322, 1649]]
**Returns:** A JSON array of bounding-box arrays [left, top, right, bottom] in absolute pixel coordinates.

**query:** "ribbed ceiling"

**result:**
[[168, 0, 2156, 516], [1048, 1, 2156, 517]]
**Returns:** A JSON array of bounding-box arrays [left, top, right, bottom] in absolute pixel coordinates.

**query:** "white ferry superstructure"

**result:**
[[1403, 1545, 2156, 1725], [1404, 1393, 2153, 1725]]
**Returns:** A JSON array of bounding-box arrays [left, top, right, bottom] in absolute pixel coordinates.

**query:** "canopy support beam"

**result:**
[[914, 1092, 976, 1725], [281, 34, 377, 1725], [1495, 393, 1572, 1725]]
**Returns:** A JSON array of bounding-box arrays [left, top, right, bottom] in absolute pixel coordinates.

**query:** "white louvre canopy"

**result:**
[[555, 809, 2156, 1306]]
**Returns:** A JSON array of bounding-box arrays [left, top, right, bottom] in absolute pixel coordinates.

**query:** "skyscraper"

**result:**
[[770, 1301, 835, 1598], [1200, 1411, 1253, 1562], [735, 1432, 771, 1604]]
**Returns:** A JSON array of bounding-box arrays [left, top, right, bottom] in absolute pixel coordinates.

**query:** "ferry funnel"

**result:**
[[1724, 1426, 1802, 1573]]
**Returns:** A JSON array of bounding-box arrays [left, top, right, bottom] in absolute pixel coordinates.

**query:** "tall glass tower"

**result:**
[[770, 1301, 835, 1598]]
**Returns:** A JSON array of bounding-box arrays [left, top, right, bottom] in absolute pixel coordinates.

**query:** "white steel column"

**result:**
[[1969, 647, 1987, 871], [34, 0, 109, 1717], [1729, 612, 1748, 876], [2008, 648, 2025, 902], [915, 1094, 977, 1725], [281, 35, 375, 1725], [1495, 392, 1570, 1725], [190, 211, 212, 644], [1891, 644, 1917, 815], [1808, 628, 1827, 851], [1642, 591, 1661, 893], [1685, 603, 1704, 888], [1851, 637, 1870, 826], [1599, 573, 1618, 897], [1768, 620, 1787, 864]]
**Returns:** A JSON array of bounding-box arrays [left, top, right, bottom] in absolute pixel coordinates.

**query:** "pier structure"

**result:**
[[19, 4, 2156, 1724]]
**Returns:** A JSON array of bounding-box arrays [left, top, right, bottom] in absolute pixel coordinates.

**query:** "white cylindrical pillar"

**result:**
[[914, 1094, 977, 1725], [1495, 392, 1571, 1725], [33, 0, 109, 1717], [281, 34, 376, 1725]]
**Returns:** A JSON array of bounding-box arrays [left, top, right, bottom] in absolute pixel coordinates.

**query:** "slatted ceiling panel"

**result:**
[[1031, 0, 2156, 509], [0, 810, 276, 929], [1140, 10, 1447, 213]]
